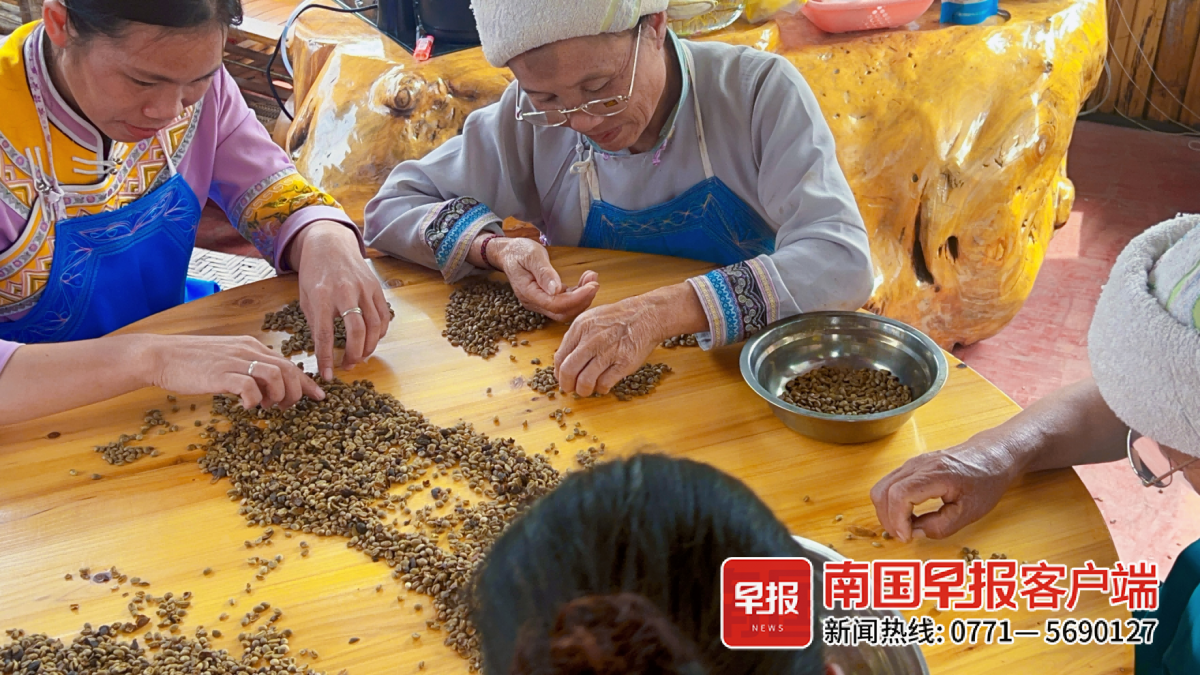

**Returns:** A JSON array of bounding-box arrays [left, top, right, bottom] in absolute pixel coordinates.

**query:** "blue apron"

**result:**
[[0, 62, 216, 345], [576, 43, 776, 267]]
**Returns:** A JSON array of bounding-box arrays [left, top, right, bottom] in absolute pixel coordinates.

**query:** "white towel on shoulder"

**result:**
[[472, 0, 670, 66], [1089, 214, 1200, 457]]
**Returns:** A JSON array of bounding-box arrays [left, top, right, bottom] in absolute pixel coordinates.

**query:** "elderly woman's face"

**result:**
[[508, 16, 669, 153]]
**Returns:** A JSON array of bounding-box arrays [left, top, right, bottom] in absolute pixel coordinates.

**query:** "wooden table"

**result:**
[[0, 249, 1129, 673]]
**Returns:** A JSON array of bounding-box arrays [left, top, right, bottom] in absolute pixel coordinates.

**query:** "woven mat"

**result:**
[[188, 248, 276, 290]]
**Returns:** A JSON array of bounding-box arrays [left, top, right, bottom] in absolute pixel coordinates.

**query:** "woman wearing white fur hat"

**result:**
[[364, 0, 872, 397], [870, 213, 1200, 673]]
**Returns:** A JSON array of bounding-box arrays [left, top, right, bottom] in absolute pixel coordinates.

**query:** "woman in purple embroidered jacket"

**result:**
[[0, 0, 391, 425], [365, 0, 872, 397]]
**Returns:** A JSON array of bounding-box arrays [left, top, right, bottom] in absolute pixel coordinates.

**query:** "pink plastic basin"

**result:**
[[799, 0, 935, 32]]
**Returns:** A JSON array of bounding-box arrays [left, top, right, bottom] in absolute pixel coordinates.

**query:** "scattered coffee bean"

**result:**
[[196, 375, 563, 672]]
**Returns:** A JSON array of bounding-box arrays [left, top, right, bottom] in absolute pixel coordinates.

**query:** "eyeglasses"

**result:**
[[514, 23, 643, 128], [1128, 430, 1200, 488]]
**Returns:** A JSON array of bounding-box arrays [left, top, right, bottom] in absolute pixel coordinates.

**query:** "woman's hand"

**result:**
[[869, 378, 1129, 543], [0, 334, 326, 427], [147, 334, 326, 409], [290, 221, 391, 380], [555, 283, 707, 397], [870, 434, 1025, 543], [484, 237, 599, 322]]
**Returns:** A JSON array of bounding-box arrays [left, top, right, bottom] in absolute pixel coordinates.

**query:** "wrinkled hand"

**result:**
[[491, 238, 599, 322], [555, 295, 666, 397], [149, 335, 325, 409], [293, 221, 391, 380], [870, 433, 1024, 542]]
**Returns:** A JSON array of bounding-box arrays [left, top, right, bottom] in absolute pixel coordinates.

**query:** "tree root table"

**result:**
[[282, 0, 1106, 349], [0, 250, 1127, 673]]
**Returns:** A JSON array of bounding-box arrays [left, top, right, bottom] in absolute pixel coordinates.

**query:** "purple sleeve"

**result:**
[[204, 69, 363, 271], [0, 339, 21, 378]]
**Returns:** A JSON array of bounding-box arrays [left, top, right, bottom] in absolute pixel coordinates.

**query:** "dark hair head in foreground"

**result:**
[[472, 453, 826, 675]]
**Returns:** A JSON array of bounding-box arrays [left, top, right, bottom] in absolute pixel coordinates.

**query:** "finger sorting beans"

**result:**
[[264, 301, 395, 357], [528, 363, 672, 401], [263, 301, 342, 357]]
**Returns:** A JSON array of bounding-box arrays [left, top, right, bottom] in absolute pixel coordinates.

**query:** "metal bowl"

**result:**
[[793, 535, 931, 675], [741, 312, 948, 444]]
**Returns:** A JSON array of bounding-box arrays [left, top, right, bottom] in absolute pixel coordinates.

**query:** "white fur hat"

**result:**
[[471, 0, 671, 67], [1089, 214, 1200, 456]]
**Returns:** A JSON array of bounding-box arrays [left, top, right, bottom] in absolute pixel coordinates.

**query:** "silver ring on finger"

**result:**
[[248, 360, 259, 378], [341, 307, 363, 319]]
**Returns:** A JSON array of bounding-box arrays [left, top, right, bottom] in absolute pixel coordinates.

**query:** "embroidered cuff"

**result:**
[[687, 257, 781, 349], [422, 197, 503, 282], [235, 169, 340, 264]]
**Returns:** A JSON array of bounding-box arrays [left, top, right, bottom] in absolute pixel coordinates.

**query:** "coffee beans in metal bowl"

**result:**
[[443, 282, 547, 358], [779, 366, 912, 416]]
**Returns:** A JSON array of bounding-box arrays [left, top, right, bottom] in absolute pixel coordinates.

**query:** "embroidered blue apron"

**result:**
[[0, 61, 216, 345], [576, 43, 776, 267]]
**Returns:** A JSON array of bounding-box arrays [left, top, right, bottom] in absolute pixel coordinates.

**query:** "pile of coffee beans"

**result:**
[[610, 363, 672, 401], [780, 366, 912, 415], [528, 363, 672, 401], [661, 334, 698, 349], [0, 621, 323, 675], [443, 282, 547, 358], [198, 376, 564, 671], [95, 434, 158, 466], [575, 445, 605, 469], [528, 366, 560, 395]]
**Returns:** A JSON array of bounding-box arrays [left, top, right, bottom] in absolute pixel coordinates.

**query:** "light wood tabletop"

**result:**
[[0, 248, 1130, 673]]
